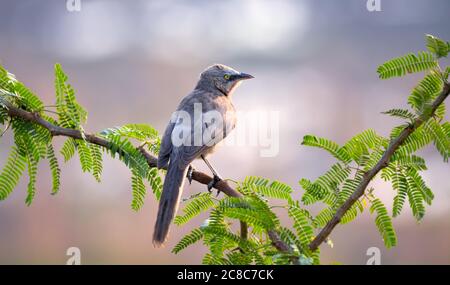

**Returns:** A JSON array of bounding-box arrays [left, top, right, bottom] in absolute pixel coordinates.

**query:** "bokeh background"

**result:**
[[0, 0, 449, 264]]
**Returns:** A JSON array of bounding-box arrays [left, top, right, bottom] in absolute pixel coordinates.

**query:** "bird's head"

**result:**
[[198, 64, 254, 96]]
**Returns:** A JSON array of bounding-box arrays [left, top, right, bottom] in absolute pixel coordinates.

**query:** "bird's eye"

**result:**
[[223, 74, 230, 80]]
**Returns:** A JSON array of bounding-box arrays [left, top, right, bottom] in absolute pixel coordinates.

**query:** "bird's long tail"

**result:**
[[153, 161, 188, 247]]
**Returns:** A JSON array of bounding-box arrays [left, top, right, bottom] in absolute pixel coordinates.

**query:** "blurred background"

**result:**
[[0, 0, 449, 264]]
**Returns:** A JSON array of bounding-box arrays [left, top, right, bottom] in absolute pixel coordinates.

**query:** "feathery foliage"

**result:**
[[47, 144, 61, 195], [131, 169, 147, 211], [288, 206, 314, 246], [90, 143, 103, 182], [377, 51, 438, 79], [0, 63, 163, 213], [172, 228, 204, 254], [61, 138, 76, 162], [370, 199, 397, 248], [240, 176, 293, 201], [297, 35, 448, 253], [382, 109, 416, 121], [408, 73, 443, 113], [425, 34, 450, 58], [0, 146, 27, 201], [175, 193, 215, 225]]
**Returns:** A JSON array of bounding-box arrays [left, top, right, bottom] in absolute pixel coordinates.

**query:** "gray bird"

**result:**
[[153, 64, 253, 246]]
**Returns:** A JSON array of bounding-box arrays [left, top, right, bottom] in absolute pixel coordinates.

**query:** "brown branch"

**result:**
[[2, 99, 294, 255], [308, 81, 450, 251]]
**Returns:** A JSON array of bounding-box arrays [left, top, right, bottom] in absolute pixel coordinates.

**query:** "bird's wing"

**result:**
[[178, 108, 235, 166], [175, 111, 209, 166], [157, 120, 175, 169], [164, 90, 236, 167]]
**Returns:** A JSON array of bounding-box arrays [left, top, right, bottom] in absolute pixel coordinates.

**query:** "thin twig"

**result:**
[[43, 109, 60, 115]]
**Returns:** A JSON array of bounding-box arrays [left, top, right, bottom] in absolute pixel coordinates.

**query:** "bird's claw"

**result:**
[[207, 175, 222, 196], [187, 165, 195, 185]]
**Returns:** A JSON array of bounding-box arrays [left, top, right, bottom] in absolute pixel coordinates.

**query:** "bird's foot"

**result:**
[[207, 174, 222, 196], [187, 165, 195, 185]]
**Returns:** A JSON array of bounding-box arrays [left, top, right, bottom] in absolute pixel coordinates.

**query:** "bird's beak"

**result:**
[[237, 72, 254, 80]]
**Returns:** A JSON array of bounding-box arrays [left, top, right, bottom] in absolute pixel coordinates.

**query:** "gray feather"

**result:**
[[153, 152, 188, 247]]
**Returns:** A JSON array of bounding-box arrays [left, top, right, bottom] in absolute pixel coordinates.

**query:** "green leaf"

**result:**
[[14, 82, 44, 112], [341, 129, 385, 163], [242, 177, 293, 201], [201, 210, 238, 257], [337, 172, 364, 223], [288, 206, 314, 246], [0, 107, 8, 127], [54, 63, 67, 107], [227, 252, 253, 265], [202, 225, 249, 250], [340, 204, 360, 224], [395, 125, 433, 157], [405, 173, 426, 221], [424, 120, 450, 162], [407, 168, 433, 205], [12, 119, 48, 161], [301, 135, 350, 163], [239, 176, 269, 195], [278, 227, 301, 250], [47, 144, 61, 195], [314, 163, 351, 195], [391, 165, 408, 217], [0, 65, 17, 92], [25, 152, 38, 206], [101, 124, 159, 142], [339, 171, 363, 204], [377, 51, 438, 79], [314, 207, 334, 228], [147, 167, 162, 200], [382, 109, 416, 120], [172, 229, 204, 254], [442, 122, 450, 138], [103, 134, 150, 178], [391, 155, 427, 171], [60, 138, 76, 162], [202, 254, 232, 265], [425, 34, 449, 58], [444, 67, 450, 81], [300, 178, 327, 205], [89, 143, 103, 182], [76, 140, 93, 172], [0, 146, 27, 201], [131, 169, 146, 211], [370, 199, 397, 248], [434, 102, 446, 120], [408, 73, 443, 112], [175, 193, 215, 225], [54, 64, 87, 129], [363, 147, 384, 171], [219, 197, 278, 230]]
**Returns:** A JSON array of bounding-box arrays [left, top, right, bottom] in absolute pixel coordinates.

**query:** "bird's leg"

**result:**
[[208, 175, 222, 196], [201, 155, 222, 178], [201, 155, 222, 195], [187, 165, 195, 185]]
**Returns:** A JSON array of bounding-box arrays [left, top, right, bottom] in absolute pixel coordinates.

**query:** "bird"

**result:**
[[153, 64, 254, 246]]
